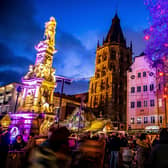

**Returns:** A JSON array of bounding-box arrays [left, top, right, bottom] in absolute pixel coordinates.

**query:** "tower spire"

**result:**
[[97, 40, 100, 48], [103, 37, 105, 45], [130, 41, 132, 51], [105, 14, 126, 45]]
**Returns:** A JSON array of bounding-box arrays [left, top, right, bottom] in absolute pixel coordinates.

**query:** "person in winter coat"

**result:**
[[148, 128, 168, 168], [152, 135, 159, 147], [13, 135, 26, 151], [136, 133, 150, 168], [28, 126, 71, 168], [109, 133, 121, 168]]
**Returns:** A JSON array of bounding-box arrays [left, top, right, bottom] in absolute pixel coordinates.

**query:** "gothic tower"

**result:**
[[88, 14, 132, 125], [20, 17, 57, 113]]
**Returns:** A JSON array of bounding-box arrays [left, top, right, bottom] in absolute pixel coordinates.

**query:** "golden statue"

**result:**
[[44, 16, 57, 46]]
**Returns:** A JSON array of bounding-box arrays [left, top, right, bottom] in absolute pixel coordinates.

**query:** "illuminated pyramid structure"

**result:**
[[20, 17, 57, 113]]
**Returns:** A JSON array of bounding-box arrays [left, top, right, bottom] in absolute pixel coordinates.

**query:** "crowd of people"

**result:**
[[0, 124, 168, 168]]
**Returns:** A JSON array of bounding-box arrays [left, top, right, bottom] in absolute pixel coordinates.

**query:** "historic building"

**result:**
[[19, 17, 57, 113], [127, 54, 167, 130], [0, 83, 23, 114], [88, 14, 132, 125], [53, 93, 81, 120], [0, 82, 83, 119]]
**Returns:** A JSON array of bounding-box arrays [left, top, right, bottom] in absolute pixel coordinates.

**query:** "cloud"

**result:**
[[124, 28, 146, 56], [54, 30, 95, 78], [0, 0, 93, 94], [0, 42, 33, 85], [0, 70, 22, 85], [0, 43, 33, 68], [0, 0, 42, 54], [56, 79, 89, 95]]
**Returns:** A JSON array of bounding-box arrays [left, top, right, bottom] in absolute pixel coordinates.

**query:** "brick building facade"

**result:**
[[88, 14, 132, 125]]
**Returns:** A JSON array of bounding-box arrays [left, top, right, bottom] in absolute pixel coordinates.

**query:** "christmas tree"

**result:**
[[144, 0, 168, 64]]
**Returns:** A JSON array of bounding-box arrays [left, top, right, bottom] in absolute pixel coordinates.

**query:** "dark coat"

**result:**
[[149, 142, 168, 168], [109, 136, 121, 151], [136, 139, 150, 168]]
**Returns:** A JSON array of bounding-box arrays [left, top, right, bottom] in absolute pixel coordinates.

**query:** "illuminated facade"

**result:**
[[127, 54, 167, 130], [19, 17, 57, 113], [0, 83, 23, 114], [53, 93, 81, 120], [88, 14, 132, 124]]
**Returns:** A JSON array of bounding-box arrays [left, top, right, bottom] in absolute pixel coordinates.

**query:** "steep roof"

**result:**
[[105, 13, 126, 45]]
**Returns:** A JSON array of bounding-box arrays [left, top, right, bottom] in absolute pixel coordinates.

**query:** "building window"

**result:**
[[159, 98, 162, 107], [151, 116, 155, 123], [143, 72, 146, 77], [0, 97, 3, 104], [143, 85, 147, 92], [131, 75, 135, 79], [137, 101, 141, 108], [137, 117, 142, 124], [149, 72, 154, 76], [131, 87, 135, 93], [110, 49, 116, 60], [6, 105, 10, 112], [129, 68, 132, 72], [150, 100, 155, 106], [160, 116, 163, 123], [97, 57, 101, 64], [138, 72, 141, 78], [131, 117, 135, 124], [150, 84, 154, 91], [144, 100, 148, 107], [137, 86, 141, 92], [144, 117, 148, 124], [131, 102, 135, 108]]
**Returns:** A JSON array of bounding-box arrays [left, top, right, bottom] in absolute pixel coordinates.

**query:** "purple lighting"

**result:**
[[10, 112, 35, 142]]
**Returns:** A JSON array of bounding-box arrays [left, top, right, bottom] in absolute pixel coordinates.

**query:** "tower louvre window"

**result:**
[[102, 53, 107, 61], [110, 49, 116, 60]]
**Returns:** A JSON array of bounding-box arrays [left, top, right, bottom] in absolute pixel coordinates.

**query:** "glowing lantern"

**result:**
[[159, 72, 164, 76], [164, 43, 168, 47], [1, 114, 11, 128], [163, 95, 167, 99], [144, 35, 150, 41]]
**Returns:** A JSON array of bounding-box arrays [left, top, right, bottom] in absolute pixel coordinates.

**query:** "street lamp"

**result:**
[[78, 95, 86, 133], [56, 76, 72, 127], [14, 86, 22, 114]]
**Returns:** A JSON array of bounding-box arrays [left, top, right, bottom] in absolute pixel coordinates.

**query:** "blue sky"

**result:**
[[0, 0, 149, 94]]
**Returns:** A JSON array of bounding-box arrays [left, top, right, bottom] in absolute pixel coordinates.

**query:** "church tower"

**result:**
[[20, 17, 57, 113], [88, 14, 132, 125]]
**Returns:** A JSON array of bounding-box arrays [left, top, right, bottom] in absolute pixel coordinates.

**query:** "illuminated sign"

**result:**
[[10, 126, 19, 138]]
